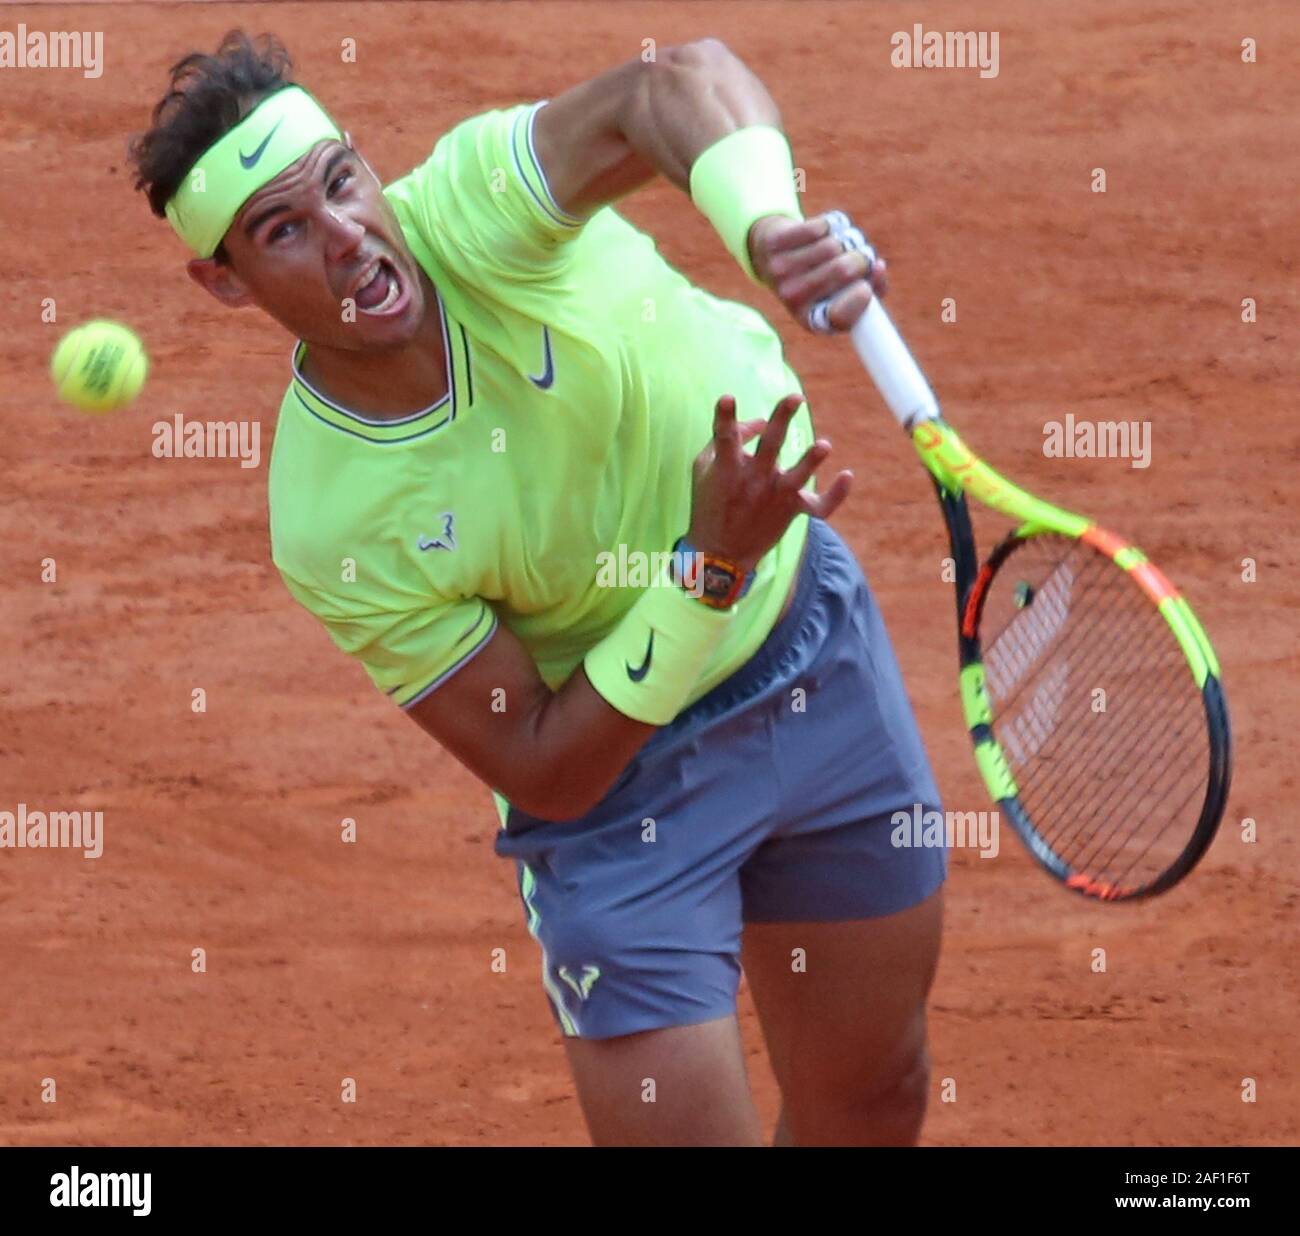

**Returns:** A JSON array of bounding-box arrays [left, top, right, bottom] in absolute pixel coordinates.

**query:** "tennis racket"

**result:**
[[845, 289, 1232, 901]]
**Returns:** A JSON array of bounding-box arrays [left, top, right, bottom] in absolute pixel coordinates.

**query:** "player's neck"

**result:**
[[296, 271, 448, 419]]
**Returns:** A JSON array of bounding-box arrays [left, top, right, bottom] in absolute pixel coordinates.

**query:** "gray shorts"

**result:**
[[496, 517, 946, 1038]]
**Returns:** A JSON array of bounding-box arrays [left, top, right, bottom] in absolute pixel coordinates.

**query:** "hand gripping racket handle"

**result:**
[[849, 296, 941, 430]]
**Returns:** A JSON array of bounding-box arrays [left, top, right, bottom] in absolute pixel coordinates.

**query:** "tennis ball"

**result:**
[[50, 319, 149, 413]]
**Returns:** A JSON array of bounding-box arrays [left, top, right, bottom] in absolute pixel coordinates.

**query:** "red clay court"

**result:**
[[1, 1, 1296, 1145]]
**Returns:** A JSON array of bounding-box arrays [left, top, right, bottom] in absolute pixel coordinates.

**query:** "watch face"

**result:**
[[701, 562, 739, 599]]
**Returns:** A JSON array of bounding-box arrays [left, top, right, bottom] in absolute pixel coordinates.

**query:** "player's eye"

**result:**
[[328, 170, 353, 196], [268, 220, 298, 243]]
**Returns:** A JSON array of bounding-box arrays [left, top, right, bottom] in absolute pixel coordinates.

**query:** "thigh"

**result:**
[[740, 887, 944, 1129], [562, 1014, 763, 1146]]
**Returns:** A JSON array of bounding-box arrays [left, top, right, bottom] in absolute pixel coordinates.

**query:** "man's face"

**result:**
[[200, 138, 425, 348]]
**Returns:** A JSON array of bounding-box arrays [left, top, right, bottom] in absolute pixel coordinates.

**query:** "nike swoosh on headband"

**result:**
[[239, 117, 285, 169]]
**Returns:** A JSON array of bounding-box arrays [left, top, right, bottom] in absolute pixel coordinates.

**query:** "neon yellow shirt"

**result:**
[[268, 101, 812, 722]]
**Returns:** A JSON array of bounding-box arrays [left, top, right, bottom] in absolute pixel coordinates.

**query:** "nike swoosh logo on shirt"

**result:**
[[527, 326, 554, 390], [239, 118, 284, 169], [626, 632, 654, 682]]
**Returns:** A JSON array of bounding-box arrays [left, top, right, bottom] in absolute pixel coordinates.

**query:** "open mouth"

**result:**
[[350, 257, 407, 318]]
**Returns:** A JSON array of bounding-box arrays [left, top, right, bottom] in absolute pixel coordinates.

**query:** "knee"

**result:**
[[839, 1041, 931, 1124], [786, 1044, 931, 1146], [871, 1044, 931, 1111]]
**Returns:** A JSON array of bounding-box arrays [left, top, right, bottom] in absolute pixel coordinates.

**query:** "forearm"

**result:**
[[591, 39, 879, 331], [619, 38, 783, 190], [487, 589, 733, 819], [411, 647, 655, 824], [512, 673, 657, 822]]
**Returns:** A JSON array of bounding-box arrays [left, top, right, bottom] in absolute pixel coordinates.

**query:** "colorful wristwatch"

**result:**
[[672, 536, 754, 609]]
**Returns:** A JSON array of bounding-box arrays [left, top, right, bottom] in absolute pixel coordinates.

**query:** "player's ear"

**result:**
[[185, 256, 254, 309]]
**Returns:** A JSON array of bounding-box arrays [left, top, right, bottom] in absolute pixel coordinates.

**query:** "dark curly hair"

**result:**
[[128, 30, 295, 263]]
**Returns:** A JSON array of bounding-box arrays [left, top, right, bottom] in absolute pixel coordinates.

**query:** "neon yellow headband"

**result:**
[[165, 85, 343, 258]]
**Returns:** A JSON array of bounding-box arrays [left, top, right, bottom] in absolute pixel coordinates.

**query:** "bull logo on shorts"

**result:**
[[557, 964, 601, 1002]]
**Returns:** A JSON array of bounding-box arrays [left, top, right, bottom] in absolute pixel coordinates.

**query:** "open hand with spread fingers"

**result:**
[[748, 210, 887, 335], [687, 392, 853, 574]]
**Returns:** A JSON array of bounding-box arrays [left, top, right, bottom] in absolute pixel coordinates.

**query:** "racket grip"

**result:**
[[849, 296, 941, 429]]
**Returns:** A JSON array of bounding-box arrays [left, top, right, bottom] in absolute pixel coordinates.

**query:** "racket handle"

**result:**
[[849, 296, 941, 429]]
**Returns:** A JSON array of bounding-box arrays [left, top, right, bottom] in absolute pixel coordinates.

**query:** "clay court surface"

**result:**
[[2, 1, 1297, 1145]]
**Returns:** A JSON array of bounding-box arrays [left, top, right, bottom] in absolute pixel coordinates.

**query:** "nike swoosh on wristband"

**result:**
[[239, 118, 285, 169], [527, 326, 555, 390], [626, 632, 654, 682]]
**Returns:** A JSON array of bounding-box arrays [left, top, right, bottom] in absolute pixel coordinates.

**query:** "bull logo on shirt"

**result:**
[[417, 512, 457, 552]]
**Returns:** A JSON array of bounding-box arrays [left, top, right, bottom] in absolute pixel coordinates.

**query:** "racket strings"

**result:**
[[1037, 683, 1199, 856], [1046, 664, 1201, 842], [982, 558, 1126, 706], [1046, 686, 1205, 880], [1102, 772, 1210, 889], [1009, 648, 1206, 884], [987, 561, 1155, 787], [1007, 624, 1203, 882], [986, 568, 1146, 773], [978, 535, 1210, 893], [1035, 634, 1200, 838], [1015, 614, 1190, 814], [1068, 755, 1206, 891], [1068, 706, 1210, 883]]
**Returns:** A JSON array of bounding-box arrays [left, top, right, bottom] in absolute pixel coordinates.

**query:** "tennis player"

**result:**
[[130, 30, 946, 1146]]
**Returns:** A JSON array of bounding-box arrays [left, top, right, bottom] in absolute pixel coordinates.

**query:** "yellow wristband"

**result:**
[[689, 125, 803, 281], [583, 575, 734, 726]]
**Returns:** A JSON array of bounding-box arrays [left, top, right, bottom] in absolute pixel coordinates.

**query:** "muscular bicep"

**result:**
[[531, 60, 657, 220], [405, 614, 656, 821], [534, 39, 782, 219]]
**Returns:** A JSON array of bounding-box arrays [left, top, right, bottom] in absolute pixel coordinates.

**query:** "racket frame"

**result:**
[[846, 296, 1231, 900], [913, 417, 1232, 900]]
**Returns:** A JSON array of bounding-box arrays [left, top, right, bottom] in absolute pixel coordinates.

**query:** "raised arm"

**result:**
[[533, 37, 885, 333], [533, 38, 780, 215]]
